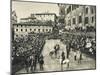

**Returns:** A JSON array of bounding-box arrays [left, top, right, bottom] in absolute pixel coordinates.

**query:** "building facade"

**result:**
[[31, 13, 56, 22], [13, 23, 53, 38], [57, 4, 66, 24], [13, 13, 56, 39], [20, 13, 56, 26], [65, 5, 96, 30]]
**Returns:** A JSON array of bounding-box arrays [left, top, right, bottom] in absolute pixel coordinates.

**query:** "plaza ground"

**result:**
[[16, 39, 96, 74]]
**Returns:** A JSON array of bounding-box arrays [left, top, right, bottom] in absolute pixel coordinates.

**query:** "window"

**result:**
[[21, 25, 22, 27], [42, 29, 44, 32], [34, 29, 36, 31], [85, 17, 89, 24], [46, 29, 48, 32], [21, 35, 23, 37], [30, 29, 32, 31], [79, 16, 82, 23], [49, 29, 51, 32], [72, 5, 75, 10], [86, 7, 88, 14], [21, 29, 23, 32], [73, 18, 76, 24], [68, 20, 71, 26], [25, 29, 27, 32], [91, 7, 94, 14], [69, 6, 71, 12], [67, 6, 71, 14], [38, 29, 40, 32], [16, 35, 18, 37], [16, 29, 18, 31], [92, 16, 94, 23]]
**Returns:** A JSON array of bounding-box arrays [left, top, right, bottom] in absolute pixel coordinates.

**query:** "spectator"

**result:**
[[39, 55, 44, 70], [61, 51, 65, 70]]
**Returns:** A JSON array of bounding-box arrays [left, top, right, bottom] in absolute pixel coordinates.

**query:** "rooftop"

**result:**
[[13, 21, 53, 27], [31, 13, 56, 16], [20, 17, 36, 20]]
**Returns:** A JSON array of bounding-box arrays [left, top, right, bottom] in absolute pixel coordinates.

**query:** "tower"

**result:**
[[57, 3, 66, 24]]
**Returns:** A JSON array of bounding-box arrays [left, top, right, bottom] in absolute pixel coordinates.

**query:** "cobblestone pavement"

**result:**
[[16, 39, 96, 74]]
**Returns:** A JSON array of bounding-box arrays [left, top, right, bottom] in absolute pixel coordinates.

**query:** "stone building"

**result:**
[[31, 13, 56, 22], [20, 13, 56, 26], [13, 13, 56, 38], [65, 5, 96, 30], [57, 4, 66, 28], [13, 22, 53, 38]]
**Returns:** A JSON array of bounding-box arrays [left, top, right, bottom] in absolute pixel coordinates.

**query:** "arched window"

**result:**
[[85, 17, 89, 24], [73, 18, 76, 24], [86, 7, 88, 14], [38, 29, 40, 32], [25, 29, 27, 32], [91, 7, 94, 14], [49, 29, 51, 32], [91, 16, 94, 23], [30, 29, 32, 31], [16, 35, 18, 37], [79, 16, 82, 23], [34, 29, 36, 31], [46, 29, 48, 32], [21, 29, 23, 31], [16, 29, 18, 31]]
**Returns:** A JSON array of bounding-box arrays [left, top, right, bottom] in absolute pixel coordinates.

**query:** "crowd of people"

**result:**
[[60, 34, 96, 68], [75, 26, 96, 32], [48, 33, 96, 70], [65, 26, 96, 33], [12, 33, 45, 74], [61, 34, 96, 57], [12, 31, 96, 74]]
